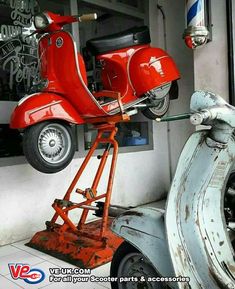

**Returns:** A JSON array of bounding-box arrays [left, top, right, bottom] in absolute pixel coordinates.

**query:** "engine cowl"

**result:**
[[129, 47, 180, 97]]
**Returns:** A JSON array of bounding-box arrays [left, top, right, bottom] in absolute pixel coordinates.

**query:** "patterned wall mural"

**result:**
[[0, 0, 39, 100]]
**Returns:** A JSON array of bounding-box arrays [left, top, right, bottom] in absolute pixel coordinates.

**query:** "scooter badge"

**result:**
[[56, 37, 63, 48]]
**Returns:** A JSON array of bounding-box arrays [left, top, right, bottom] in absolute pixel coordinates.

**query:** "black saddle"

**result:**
[[86, 26, 151, 56]]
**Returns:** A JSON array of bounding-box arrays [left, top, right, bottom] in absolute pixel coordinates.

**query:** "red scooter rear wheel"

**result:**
[[142, 95, 170, 120]]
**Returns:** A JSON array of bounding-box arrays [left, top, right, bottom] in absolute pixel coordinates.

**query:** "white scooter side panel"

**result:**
[[166, 130, 235, 289]]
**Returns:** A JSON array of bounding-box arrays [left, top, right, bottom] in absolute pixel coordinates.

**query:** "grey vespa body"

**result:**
[[111, 91, 235, 289]]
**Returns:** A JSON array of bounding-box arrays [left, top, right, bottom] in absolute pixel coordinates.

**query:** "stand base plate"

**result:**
[[26, 218, 123, 269]]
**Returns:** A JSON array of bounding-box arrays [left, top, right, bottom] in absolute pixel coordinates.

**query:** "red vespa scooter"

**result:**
[[10, 11, 180, 174]]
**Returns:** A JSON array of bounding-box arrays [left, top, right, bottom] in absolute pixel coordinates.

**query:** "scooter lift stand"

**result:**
[[27, 114, 130, 269]]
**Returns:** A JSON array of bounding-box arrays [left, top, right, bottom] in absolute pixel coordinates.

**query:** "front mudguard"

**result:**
[[111, 202, 176, 288], [10, 92, 85, 129]]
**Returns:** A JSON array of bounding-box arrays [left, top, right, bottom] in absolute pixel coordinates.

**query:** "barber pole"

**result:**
[[186, 0, 205, 26], [183, 0, 209, 49]]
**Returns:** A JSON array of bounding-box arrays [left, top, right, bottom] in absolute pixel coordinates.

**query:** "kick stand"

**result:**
[[27, 114, 130, 269]]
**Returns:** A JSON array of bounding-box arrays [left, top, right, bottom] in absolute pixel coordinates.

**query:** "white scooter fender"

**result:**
[[112, 202, 177, 288]]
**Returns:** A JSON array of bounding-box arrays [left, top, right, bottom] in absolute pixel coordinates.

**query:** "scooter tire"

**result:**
[[23, 121, 76, 174], [110, 241, 167, 289], [110, 241, 135, 289]]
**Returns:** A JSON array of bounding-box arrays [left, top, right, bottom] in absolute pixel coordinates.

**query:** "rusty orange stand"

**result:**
[[27, 114, 130, 269]]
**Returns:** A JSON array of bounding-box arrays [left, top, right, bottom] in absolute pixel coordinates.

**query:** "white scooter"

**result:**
[[110, 91, 235, 289]]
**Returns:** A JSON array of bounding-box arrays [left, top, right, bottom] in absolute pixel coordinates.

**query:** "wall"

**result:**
[[194, 0, 228, 101], [154, 0, 195, 172], [0, 0, 194, 246]]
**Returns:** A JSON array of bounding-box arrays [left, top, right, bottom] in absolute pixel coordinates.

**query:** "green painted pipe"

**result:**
[[155, 113, 191, 122]]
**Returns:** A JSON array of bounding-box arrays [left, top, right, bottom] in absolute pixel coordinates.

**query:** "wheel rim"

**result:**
[[38, 123, 72, 164], [148, 96, 169, 116], [117, 252, 166, 289]]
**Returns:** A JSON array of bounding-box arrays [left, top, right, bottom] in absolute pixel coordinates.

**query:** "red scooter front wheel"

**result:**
[[23, 121, 75, 174]]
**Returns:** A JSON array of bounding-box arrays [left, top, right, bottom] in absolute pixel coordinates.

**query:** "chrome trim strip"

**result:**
[[110, 95, 148, 115], [127, 47, 144, 95], [149, 55, 169, 65], [18, 93, 40, 106]]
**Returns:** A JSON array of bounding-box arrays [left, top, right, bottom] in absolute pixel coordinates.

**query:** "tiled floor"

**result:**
[[0, 239, 111, 289]]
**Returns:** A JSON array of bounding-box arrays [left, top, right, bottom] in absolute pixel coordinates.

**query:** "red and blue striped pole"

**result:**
[[183, 0, 209, 49]]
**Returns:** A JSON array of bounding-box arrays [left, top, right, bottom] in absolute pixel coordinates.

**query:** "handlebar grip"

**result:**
[[190, 110, 213, 126], [79, 13, 97, 22]]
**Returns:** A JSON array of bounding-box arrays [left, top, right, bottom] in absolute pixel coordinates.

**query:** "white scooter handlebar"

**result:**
[[189, 91, 235, 127], [190, 110, 215, 126]]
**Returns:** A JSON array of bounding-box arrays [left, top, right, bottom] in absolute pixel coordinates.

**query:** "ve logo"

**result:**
[[9, 263, 45, 284]]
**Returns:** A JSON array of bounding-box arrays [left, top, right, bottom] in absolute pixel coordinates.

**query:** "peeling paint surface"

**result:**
[[165, 124, 235, 287]]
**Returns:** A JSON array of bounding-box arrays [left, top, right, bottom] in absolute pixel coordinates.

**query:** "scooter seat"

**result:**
[[86, 26, 151, 56]]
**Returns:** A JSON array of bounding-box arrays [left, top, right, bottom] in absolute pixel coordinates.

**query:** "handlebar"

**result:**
[[156, 110, 216, 125], [78, 13, 97, 22], [156, 92, 235, 135], [190, 110, 215, 126]]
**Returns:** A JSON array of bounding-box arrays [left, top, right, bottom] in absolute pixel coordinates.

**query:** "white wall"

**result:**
[[194, 0, 228, 101], [0, 0, 194, 246], [155, 0, 195, 172]]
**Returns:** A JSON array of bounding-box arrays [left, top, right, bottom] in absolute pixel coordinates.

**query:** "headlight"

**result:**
[[34, 13, 50, 29]]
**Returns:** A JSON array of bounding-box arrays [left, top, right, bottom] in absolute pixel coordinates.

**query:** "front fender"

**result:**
[[112, 202, 175, 285], [10, 92, 85, 129]]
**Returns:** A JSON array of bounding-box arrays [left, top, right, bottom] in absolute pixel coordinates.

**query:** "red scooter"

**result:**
[[10, 11, 180, 174]]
